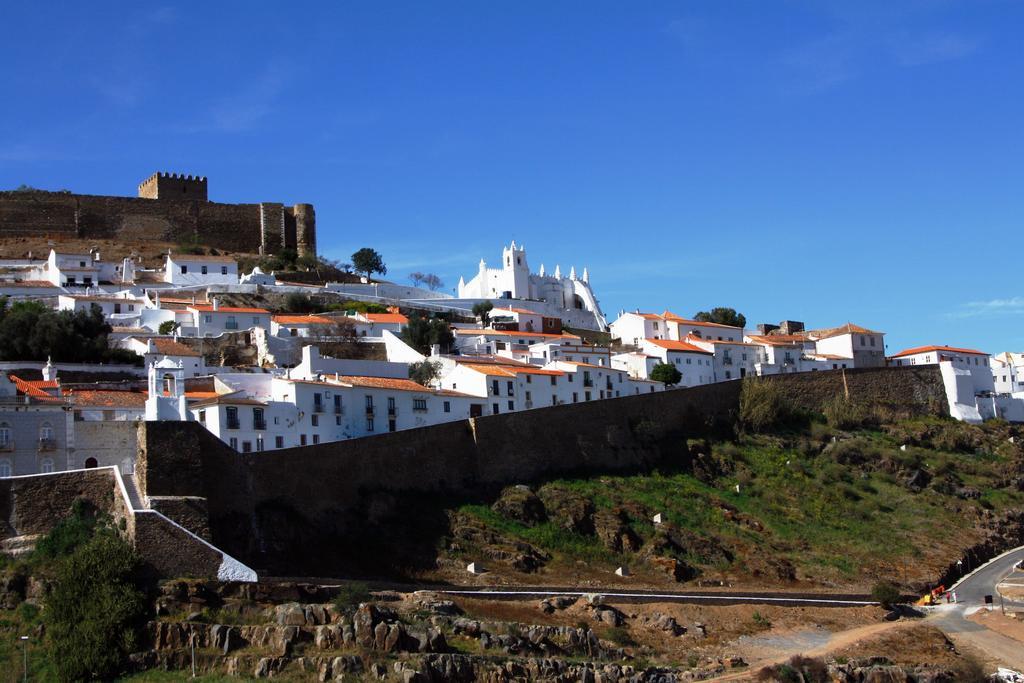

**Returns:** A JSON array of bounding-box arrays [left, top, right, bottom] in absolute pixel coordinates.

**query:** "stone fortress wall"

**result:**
[[0, 172, 316, 257], [138, 366, 945, 575]]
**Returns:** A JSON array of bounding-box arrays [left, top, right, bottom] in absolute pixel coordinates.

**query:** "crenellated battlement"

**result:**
[[138, 171, 208, 201]]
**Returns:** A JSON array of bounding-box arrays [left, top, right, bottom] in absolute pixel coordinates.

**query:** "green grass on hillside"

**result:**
[[458, 416, 1023, 585]]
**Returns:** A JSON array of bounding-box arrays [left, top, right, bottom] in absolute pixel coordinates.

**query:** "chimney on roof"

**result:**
[[42, 357, 55, 382], [430, 344, 440, 358], [212, 298, 219, 311]]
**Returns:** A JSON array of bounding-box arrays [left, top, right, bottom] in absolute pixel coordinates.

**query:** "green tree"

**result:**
[[401, 313, 454, 355], [45, 530, 146, 682], [0, 301, 141, 364], [409, 360, 442, 386], [693, 307, 746, 328], [871, 581, 902, 609], [157, 320, 179, 336], [283, 292, 318, 314], [351, 248, 386, 279], [650, 362, 682, 386], [472, 301, 494, 326]]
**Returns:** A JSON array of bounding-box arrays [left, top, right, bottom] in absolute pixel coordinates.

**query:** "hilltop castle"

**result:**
[[0, 172, 316, 257]]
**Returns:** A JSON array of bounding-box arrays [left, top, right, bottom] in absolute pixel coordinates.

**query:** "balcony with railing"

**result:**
[[226, 417, 241, 430], [38, 437, 57, 451], [333, 402, 343, 415], [313, 399, 324, 413], [224, 322, 239, 330], [583, 378, 594, 388], [253, 418, 267, 431], [0, 439, 13, 452]]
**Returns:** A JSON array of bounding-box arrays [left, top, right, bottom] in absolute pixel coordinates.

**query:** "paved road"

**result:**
[[430, 587, 877, 608], [929, 546, 1024, 670]]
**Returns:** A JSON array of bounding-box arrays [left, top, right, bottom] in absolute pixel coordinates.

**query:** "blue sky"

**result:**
[[1, 1, 1022, 353]]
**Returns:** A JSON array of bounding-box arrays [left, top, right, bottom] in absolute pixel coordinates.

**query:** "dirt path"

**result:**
[[710, 620, 915, 680]]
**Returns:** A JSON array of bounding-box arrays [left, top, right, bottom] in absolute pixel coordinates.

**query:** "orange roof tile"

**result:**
[[8, 375, 59, 398], [808, 323, 883, 340], [746, 334, 805, 347], [68, 390, 147, 408], [273, 315, 334, 325], [661, 311, 742, 329], [148, 338, 202, 357], [890, 344, 988, 359], [683, 335, 760, 347], [364, 313, 409, 324], [337, 376, 430, 392], [189, 304, 270, 314], [644, 338, 714, 354], [462, 363, 564, 377], [454, 328, 579, 340]]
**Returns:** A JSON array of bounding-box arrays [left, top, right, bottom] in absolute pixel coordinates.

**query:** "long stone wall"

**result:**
[[0, 191, 314, 256], [138, 366, 945, 575]]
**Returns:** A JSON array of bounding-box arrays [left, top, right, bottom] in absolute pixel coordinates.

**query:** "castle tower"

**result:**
[[293, 203, 317, 257], [138, 172, 208, 201]]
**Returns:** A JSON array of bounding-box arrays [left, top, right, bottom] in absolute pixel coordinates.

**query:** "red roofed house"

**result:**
[[637, 338, 716, 386], [889, 345, 994, 394], [187, 299, 272, 337], [346, 310, 409, 337], [805, 323, 886, 368]]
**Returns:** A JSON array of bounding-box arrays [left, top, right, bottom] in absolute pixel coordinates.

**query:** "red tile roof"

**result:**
[[462, 363, 564, 377], [363, 313, 409, 324], [661, 311, 742, 329], [454, 328, 579, 340], [147, 338, 202, 357], [807, 323, 883, 340], [644, 338, 713, 354], [746, 334, 805, 347], [273, 315, 334, 325], [8, 375, 61, 399], [337, 376, 431, 392], [189, 304, 270, 314], [68, 390, 147, 408], [891, 345, 988, 359]]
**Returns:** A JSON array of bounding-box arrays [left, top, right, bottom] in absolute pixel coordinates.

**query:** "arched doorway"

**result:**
[[84, 457, 98, 469]]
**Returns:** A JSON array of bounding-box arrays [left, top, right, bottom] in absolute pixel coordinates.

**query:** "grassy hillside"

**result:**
[[423, 411, 1023, 591]]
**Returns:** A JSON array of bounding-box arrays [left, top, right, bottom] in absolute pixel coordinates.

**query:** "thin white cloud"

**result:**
[[173, 63, 291, 134], [947, 297, 1024, 319]]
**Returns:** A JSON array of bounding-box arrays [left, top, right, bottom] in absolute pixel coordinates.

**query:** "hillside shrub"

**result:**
[[32, 499, 98, 561], [739, 379, 806, 433], [283, 292, 318, 314], [871, 580, 902, 608], [822, 397, 877, 431], [46, 530, 146, 682]]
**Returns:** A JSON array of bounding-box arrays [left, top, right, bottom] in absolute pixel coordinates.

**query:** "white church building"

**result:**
[[456, 241, 607, 331]]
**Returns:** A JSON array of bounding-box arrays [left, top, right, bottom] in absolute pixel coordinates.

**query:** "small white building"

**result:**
[[805, 323, 886, 368], [685, 337, 761, 381], [120, 337, 206, 376], [164, 254, 239, 286], [186, 302, 272, 337], [271, 314, 336, 338], [57, 294, 145, 321], [346, 311, 409, 338], [638, 338, 716, 386], [992, 352, 1024, 395], [889, 345, 994, 394], [453, 328, 581, 356], [609, 310, 743, 347]]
